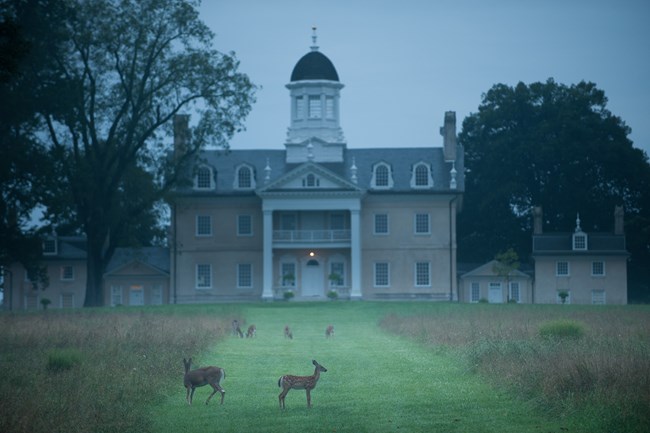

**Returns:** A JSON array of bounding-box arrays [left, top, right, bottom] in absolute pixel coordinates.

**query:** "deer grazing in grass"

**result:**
[[246, 324, 256, 338], [232, 320, 243, 338], [325, 325, 334, 338], [284, 325, 293, 339], [183, 358, 226, 405], [278, 359, 327, 409]]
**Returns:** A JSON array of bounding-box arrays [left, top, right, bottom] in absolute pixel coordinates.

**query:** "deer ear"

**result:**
[[312, 360, 317, 365]]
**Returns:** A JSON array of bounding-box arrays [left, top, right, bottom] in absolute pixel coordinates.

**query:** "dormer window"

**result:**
[[411, 162, 433, 188], [573, 233, 587, 250], [371, 163, 394, 189], [195, 166, 215, 190], [43, 239, 57, 255], [302, 173, 320, 187], [235, 165, 255, 190]]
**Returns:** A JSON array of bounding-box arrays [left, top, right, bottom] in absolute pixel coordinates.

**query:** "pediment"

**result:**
[[257, 162, 362, 194]]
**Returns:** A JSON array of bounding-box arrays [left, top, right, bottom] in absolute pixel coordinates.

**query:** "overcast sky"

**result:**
[[199, 0, 650, 155]]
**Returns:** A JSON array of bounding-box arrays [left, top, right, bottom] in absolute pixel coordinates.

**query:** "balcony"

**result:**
[[273, 230, 351, 244]]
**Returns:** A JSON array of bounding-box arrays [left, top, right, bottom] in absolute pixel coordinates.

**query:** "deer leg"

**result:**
[[279, 388, 289, 409], [205, 386, 218, 405], [189, 387, 195, 405], [306, 389, 311, 408], [186, 387, 191, 405]]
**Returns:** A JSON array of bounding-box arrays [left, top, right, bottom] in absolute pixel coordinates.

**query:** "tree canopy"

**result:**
[[3, 0, 256, 306], [458, 79, 650, 300]]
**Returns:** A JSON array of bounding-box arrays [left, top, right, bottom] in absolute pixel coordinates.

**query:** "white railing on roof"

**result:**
[[273, 230, 351, 243]]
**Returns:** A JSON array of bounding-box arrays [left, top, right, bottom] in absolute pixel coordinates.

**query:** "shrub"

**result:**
[[539, 319, 586, 340], [46, 348, 83, 372], [327, 289, 339, 300], [283, 290, 294, 300]]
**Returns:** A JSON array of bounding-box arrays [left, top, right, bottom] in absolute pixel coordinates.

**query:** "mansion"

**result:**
[[3, 33, 629, 309]]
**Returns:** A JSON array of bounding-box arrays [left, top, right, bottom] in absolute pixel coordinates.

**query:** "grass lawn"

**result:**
[[151, 302, 581, 433]]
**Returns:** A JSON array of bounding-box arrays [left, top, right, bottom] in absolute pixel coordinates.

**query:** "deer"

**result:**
[[183, 357, 226, 405], [278, 359, 327, 409], [232, 319, 243, 338], [284, 325, 293, 339], [325, 325, 334, 338], [246, 324, 256, 338]]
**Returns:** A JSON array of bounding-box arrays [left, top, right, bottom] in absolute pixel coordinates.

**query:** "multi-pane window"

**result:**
[[237, 166, 252, 189], [573, 233, 587, 250], [196, 264, 211, 289], [470, 282, 480, 303], [509, 282, 520, 303], [374, 214, 389, 235], [374, 164, 390, 187], [556, 261, 569, 276], [325, 97, 335, 119], [415, 262, 430, 287], [592, 261, 605, 276], [413, 163, 430, 187], [308, 96, 321, 118], [295, 96, 305, 119], [302, 174, 319, 187], [591, 290, 606, 305], [281, 262, 296, 287], [196, 167, 212, 189], [196, 215, 212, 236], [238, 214, 252, 236], [237, 264, 252, 288], [374, 262, 390, 287], [330, 262, 344, 287], [414, 213, 430, 234], [60, 265, 74, 281], [43, 239, 57, 255]]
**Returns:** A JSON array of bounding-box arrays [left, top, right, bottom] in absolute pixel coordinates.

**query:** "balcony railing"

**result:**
[[273, 230, 351, 243]]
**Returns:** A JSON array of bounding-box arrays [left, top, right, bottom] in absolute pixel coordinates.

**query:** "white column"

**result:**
[[350, 209, 362, 299], [262, 209, 274, 300]]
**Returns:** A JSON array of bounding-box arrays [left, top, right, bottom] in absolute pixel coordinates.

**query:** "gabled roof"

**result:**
[[104, 247, 170, 275], [460, 260, 532, 279], [258, 161, 362, 195]]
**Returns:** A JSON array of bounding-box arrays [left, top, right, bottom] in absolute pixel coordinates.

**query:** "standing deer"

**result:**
[[278, 359, 327, 409], [232, 320, 243, 338], [183, 358, 226, 405], [325, 325, 334, 338], [284, 325, 293, 339], [246, 324, 256, 338]]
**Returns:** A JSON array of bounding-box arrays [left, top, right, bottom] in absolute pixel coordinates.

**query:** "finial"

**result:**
[[264, 158, 271, 184], [450, 162, 457, 189], [350, 157, 358, 184], [310, 26, 319, 51], [575, 213, 582, 232], [307, 140, 314, 161]]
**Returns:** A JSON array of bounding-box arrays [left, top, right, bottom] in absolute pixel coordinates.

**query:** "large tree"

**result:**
[[38, 0, 255, 306], [458, 79, 650, 300]]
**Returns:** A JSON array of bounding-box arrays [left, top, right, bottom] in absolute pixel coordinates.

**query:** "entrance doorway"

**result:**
[[301, 259, 323, 297]]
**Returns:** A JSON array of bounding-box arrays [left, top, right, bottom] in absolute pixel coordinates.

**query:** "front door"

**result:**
[[130, 285, 144, 306], [488, 282, 503, 303], [301, 259, 323, 297]]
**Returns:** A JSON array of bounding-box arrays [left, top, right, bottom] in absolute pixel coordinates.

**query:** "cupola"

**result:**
[[285, 27, 346, 163]]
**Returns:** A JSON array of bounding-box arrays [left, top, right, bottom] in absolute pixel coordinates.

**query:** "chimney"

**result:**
[[614, 205, 624, 235], [173, 114, 190, 158], [440, 111, 457, 162], [533, 206, 543, 234]]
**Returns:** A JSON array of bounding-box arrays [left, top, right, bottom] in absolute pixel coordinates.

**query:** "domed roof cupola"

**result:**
[[290, 26, 339, 82], [285, 28, 346, 164], [291, 52, 339, 82]]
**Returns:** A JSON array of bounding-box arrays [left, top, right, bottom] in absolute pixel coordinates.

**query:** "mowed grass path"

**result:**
[[152, 302, 579, 433]]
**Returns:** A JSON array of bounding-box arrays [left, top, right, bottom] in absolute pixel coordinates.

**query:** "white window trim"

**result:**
[[410, 162, 434, 189], [111, 285, 123, 307], [195, 215, 212, 237], [373, 213, 389, 235], [237, 264, 253, 289], [591, 261, 606, 277], [60, 265, 74, 281], [414, 213, 431, 235], [509, 281, 520, 303], [556, 261, 570, 277], [414, 262, 431, 287], [373, 262, 391, 288], [591, 289, 606, 305], [371, 162, 394, 190], [572, 232, 588, 250], [43, 239, 57, 255], [328, 256, 347, 287], [234, 164, 256, 190], [195, 264, 212, 290], [194, 166, 215, 190], [280, 260, 297, 288], [237, 214, 253, 236], [470, 282, 480, 303]]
